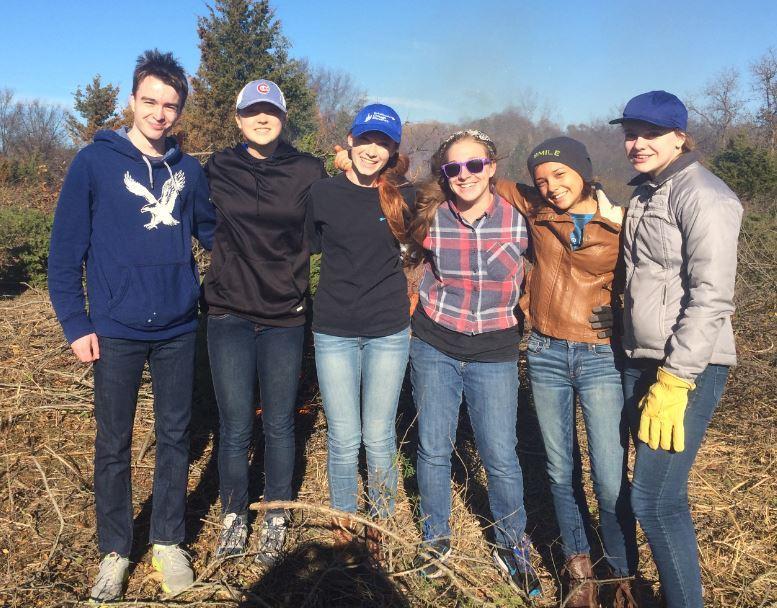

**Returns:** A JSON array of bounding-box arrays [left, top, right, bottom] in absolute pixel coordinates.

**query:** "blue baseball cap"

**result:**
[[609, 90, 688, 130], [350, 104, 402, 144], [236, 79, 287, 113]]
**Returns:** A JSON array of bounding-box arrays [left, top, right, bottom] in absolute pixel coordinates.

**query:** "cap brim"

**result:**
[[350, 124, 401, 144], [609, 118, 625, 125], [236, 99, 287, 113]]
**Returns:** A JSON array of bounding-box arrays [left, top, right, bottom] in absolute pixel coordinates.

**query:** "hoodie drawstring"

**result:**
[[142, 156, 154, 189], [140, 156, 174, 190]]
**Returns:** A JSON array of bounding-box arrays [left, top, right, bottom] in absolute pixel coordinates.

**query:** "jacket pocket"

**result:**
[[485, 241, 523, 281], [108, 262, 200, 330], [207, 252, 303, 318]]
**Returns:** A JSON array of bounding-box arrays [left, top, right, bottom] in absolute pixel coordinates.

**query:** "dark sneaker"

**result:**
[[255, 515, 287, 566], [89, 552, 129, 602], [216, 512, 248, 558], [412, 539, 452, 579], [492, 536, 542, 599]]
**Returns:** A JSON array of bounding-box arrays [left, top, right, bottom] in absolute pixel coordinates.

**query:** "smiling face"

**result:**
[[533, 161, 587, 212], [444, 138, 496, 208], [129, 75, 181, 146], [622, 120, 686, 178], [347, 131, 397, 186], [235, 102, 285, 155]]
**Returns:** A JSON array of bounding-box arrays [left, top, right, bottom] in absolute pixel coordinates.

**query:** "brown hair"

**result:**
[[408, 130, 498, 264], [376, 153, 412, 244], [132, 49, 189, 110], [681, 132, 695, 153]]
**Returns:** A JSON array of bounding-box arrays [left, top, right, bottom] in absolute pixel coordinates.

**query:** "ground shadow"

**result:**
[[243, 541, 411, 608]]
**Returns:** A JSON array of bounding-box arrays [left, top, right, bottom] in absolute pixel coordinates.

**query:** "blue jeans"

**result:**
[[93, 332, 196, 556], [624, 359, 729, 608], [314, 327, 410, 518], [410, 336, 527, 549], [526, 331, 637, 576], [207, 314, 304, 519]]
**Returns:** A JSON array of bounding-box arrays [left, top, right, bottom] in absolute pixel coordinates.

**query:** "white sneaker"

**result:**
[[89, 552, 129, 602], [151, 544, 194, 595]]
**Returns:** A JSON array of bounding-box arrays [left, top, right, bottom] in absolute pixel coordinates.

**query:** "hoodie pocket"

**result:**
[[108, 262, 199, 330], [208, 253, 303, 318]]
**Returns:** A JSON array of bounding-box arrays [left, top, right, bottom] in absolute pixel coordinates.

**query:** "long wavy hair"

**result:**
[[407, 130, 498, 264], [375, 151, 412, 244]]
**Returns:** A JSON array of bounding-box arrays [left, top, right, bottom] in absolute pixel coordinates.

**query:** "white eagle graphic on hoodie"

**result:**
[[124, 170, 185, 230]]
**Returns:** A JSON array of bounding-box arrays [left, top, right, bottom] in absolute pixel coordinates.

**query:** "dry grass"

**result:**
[[0, 236, 774, 607]]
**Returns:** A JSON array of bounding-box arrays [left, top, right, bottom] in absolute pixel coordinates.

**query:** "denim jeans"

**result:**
[[314, 327, 410, 518], [93, 332, 196, 556], [526, 331, 637, 576], [410, 336, 527, 549], [207, 314, 304, 519], [624, 359, 729, 608]]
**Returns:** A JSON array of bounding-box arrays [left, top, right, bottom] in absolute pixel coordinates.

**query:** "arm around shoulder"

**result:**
[[495, 179, 538, 216]]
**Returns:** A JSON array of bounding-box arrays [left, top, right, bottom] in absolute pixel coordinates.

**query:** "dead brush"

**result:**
[[0, 253, 774, 607]]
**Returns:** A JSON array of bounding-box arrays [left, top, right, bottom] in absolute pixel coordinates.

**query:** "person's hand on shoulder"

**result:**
[[333, 145, 352, 172]]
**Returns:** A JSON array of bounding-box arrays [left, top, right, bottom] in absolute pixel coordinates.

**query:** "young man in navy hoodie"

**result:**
[[48, 50, 215, 602]]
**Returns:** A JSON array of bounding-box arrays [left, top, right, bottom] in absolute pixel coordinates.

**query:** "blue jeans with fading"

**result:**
[[314, 327, 410, 518], [526, 331, 637, 576], [624, 359, 729, 608], [93, 332, 196, 556], [410, 336, 527, 549], [207, 313, 304, 520]]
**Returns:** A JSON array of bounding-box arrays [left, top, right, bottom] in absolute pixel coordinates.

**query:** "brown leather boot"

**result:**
[[613, 579, 639, 608], [364, 523, 383, 564], [330, 515, 357, 548], [562, 554, 599, 607]]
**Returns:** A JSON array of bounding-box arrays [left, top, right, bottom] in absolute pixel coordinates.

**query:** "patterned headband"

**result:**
[[439, 129, 497, 156]]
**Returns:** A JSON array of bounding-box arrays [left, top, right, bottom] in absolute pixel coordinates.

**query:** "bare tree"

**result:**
[[14, 100, 71, 160], [751, 47, 777, 150], [305, 63, 367, 151], [0, 88, 21, 155], [687, 67, 745, 151]]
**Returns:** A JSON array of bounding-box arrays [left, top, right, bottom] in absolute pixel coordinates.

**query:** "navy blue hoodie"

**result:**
[[48, 129, 215, 343]]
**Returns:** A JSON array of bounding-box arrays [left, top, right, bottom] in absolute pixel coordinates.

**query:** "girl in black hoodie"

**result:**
[[204, 79, 326, 563]]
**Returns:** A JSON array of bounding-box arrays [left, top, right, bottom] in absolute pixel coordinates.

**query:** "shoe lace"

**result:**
[[219, 513, 247, 546], [155, 545, 192, 573], [96, 552, 126, 581], [259, 517, 286, 554]]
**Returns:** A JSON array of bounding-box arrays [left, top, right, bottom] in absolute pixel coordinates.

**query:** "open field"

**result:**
[[0, 265, 774, 608]]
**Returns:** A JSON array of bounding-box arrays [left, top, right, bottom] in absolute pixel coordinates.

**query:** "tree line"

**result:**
[[1, 0, 776, 204]]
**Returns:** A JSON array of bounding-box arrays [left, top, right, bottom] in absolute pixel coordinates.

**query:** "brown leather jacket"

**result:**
[[496, 179, 624, 344]]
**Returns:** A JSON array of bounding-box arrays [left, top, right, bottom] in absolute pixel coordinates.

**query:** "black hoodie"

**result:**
[[203, 142, 326, 326]]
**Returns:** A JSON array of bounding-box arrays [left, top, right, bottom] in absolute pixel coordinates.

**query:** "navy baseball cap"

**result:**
[[350, 104, 402, 144], [609, 90, 687, 130], [236, 79, 287, 113]]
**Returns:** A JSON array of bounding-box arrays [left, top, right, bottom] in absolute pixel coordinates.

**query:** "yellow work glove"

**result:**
[[638, 367, 695, 452]]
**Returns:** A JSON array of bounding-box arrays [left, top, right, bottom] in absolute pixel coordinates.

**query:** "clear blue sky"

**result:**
[[2, 0, 775, 127]]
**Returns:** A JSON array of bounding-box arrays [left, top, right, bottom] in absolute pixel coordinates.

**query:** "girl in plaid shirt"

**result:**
[[406, 130, 541, 599]]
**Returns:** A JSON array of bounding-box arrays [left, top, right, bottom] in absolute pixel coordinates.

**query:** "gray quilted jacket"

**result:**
[[622, 151, 742, 381]]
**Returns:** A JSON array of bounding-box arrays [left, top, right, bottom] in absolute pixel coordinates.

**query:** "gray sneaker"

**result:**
[[216, 512, 248, 557], [151, 544, 194, 595], [255, 516, 287, 565], [89, 552, 130, 602]]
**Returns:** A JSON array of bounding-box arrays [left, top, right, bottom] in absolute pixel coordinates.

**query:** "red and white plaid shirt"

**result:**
[[418, 194, 528, 335]]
